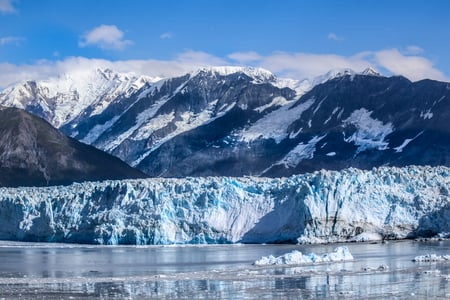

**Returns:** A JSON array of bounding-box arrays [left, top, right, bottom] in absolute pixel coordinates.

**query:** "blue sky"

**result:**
[[0, 0, 449, 88]]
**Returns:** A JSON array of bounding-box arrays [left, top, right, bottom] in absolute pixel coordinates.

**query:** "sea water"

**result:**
[[0, 240, 448, 299]]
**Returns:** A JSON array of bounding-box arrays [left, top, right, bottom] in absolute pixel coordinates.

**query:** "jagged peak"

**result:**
[[311, 67, 385, 86], [361, 67, 382, 76], [190, 66, 276, 82]]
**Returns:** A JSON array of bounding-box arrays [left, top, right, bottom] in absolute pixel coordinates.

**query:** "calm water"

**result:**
[[0, 240, 449, 299]]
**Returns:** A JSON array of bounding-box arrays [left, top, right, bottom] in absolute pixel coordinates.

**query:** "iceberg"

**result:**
[[254, 246, 353, 266], [413, 254, 450, 262], [0, 166, 448, 245]]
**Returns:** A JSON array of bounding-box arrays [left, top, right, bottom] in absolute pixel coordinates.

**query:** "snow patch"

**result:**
[[343, 108, 394, 153], [240, 98, 315, 143], [324, 107, 340, 124], [80, 116, 120, 144], [393, 131, 424, 153], [132, 100, 224, 166], [420, 111, 433, 120], [313, 96, 327, 115], [254, 96, 289, 113], [103, 96, 171, 152], [278, 135, 325, 168], [133, 113, 175, 141]]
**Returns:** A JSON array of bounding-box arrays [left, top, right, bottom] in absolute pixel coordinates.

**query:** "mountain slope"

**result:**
[[134, 73, 450, 176], [1, 66, 449, 178], [0, 107, 146, 187], [61, 66, 299, 167], [259, 75, 450, 175]]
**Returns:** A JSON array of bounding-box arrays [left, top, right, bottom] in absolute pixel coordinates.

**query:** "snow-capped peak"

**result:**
[[314, 68, 356, 84], [310, 67, 384, 87], [191, 66, 276, 83], [361, 67, 382, 76], [0, 68, 159, 128]]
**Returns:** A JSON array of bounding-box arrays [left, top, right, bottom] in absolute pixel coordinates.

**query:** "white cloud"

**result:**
[[160, 32, 173, 40], [79, 25, 132, 50], [255, 51, 371, 80], [228, 51, 263, 63], [0, 51, 228, 88], [0, 49, 448, 89], [226, 49, 448, 82], [176, 50, 228, 66], [0, 0, 16, 14], [404, 45, 424, 55], [374, 48, 447, 82], [327, 33, 344, 41], [0, 36, 23, 46]]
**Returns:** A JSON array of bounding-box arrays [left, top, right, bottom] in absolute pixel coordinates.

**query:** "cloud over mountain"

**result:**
[[79, 24, 132, 50], [0, 48, 448, 89]]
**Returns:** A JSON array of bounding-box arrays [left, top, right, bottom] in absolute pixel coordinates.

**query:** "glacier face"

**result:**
[[0, 166, 448, 245]]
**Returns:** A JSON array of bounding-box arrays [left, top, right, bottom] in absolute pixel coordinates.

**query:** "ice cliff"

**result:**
[[0, 166, 448, 245]]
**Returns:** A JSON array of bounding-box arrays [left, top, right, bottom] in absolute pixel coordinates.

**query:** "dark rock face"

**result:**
[[263, 75, 450, 175], [136, 75, 450, 176], [0, 107, 146, 187]]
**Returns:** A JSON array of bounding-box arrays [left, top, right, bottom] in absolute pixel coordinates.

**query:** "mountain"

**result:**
[[0, 68, 158, 128], [65, 66, 301, 169], [1, 66, 449, 177], [248, 74, 450, 176], [0, 107, 146, 187], [59, 66, 370, 174], [0, 166, 447, 244]]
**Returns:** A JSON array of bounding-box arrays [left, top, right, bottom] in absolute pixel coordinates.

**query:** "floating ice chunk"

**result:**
[[413, 254, 450, 262], [254, 246, 353, 266], [320, 246, 354, 262], [351, 232, 383, 242], [362, 264, 389, 272]]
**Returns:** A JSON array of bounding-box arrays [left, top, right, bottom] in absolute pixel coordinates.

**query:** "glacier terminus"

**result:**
[[0, 166, 448, 245]]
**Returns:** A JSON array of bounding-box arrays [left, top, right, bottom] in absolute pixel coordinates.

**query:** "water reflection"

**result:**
[[2, 270, 448, 299], [0, 240, 448, 298]]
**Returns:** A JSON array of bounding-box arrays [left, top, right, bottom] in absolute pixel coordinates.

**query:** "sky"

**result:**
[[0, 0, 449, 88]]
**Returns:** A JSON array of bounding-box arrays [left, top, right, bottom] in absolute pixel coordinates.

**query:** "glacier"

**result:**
[[0, 166, 448, 245]]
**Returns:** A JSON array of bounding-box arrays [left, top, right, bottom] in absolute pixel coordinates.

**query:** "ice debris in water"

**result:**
[[362, 265, 389, 272], [253, 246, 353, 266], [413, 254, 450, 262]]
